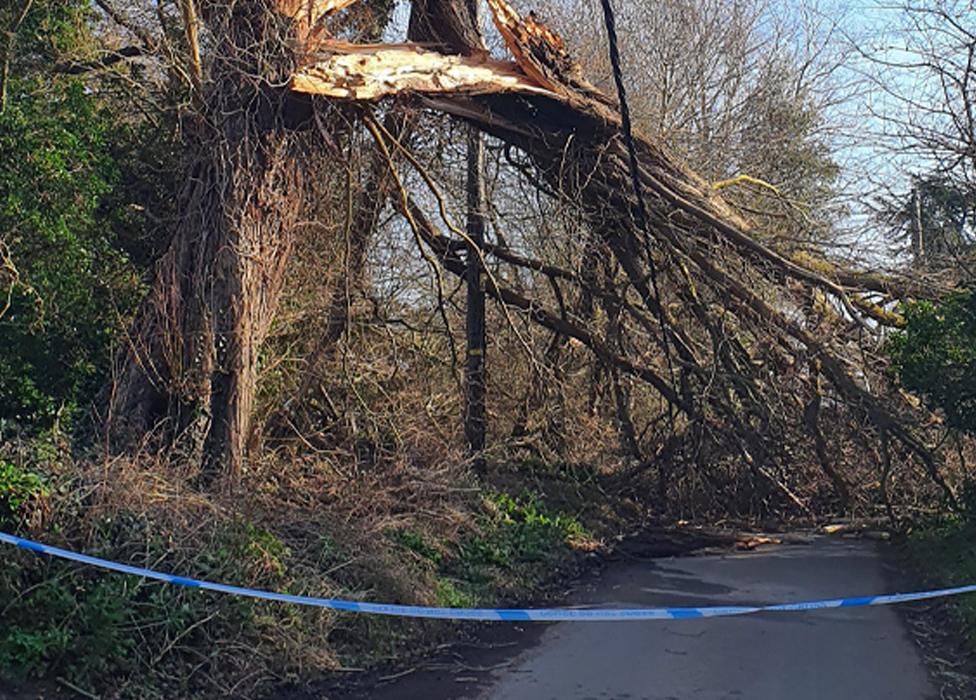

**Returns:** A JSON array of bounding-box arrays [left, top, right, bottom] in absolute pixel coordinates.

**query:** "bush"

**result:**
[[887, 291, 976, 434], [906, 517, 976, 647], [0, 460, 48, 529], [0, 516, 303, 696], [0, 1, 172, 434]]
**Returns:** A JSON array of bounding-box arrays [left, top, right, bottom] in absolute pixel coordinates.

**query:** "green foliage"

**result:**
[[739, 73, 839, 203], [228, 521, 291, 583], [383, 493, 588, 611], [0, 1, 92, 70], [434, 577, 474, 608], [0, 570, 139, 686], [0, 76, 142, 427], [907, 516, 976, 647], [390, 529, 443, 565], [456, 492, 587, 581], [726, 61, 842, 248], [0, 460, 47, 529], [886, 291, 976, 434], [0, 0, 169, 433], [0, 518, 300, 693], [880, 174, 976, 266]]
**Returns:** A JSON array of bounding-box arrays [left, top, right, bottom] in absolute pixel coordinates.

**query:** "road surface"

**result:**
[[355, 537, 937, 700]]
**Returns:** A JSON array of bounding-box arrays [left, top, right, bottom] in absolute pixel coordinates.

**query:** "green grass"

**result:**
[[386, 490, 591, 607], [434, 578, 475, 608], [389, 529, 444, 566], [450, 491, 590, 593]]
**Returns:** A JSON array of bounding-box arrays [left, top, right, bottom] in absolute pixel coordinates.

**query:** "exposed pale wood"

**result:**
[[277, 0, 361, 46], [485, 0, 610, 105], [178, 0, 203, 94], [277, 0, 358, 23], [315, 0, 359, 15], [292, 44, 554, 100]]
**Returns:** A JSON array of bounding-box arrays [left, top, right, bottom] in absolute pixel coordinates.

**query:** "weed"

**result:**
[[390, 529, 443, 565], [231, 521, 291, 583], [451, 491, 589, 591], [0, 460, 48, 529], [434, 578, 474, 608], [0, 566, 139, 687]]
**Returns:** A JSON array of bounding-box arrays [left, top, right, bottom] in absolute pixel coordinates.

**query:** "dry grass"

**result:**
[[1, 403, 624, 698]]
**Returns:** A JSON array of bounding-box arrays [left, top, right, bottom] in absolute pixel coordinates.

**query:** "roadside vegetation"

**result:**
[[905, 514, 976, 648], [892, 290, 976, 649], [0, 444, 608, 696]]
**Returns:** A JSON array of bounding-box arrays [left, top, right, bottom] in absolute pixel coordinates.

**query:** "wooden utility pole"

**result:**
[[464, 2, 487, 473], [912, 185, 925, 265]]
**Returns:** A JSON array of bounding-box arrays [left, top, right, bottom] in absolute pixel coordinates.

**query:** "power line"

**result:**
[[599, 0, 678, 427]]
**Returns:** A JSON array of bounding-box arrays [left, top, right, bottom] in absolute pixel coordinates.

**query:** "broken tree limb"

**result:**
[[292, 39, 909, 322], [402, 199, 692, 415], [285, 0, 961, 511], [292, 43, 554, 100], [355, 115, 694, 417]]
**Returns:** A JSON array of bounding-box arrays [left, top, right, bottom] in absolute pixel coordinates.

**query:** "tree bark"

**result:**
[[107, 1, 312, 480]]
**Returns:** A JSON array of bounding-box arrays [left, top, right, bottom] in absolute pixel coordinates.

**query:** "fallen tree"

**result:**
[[287, 0, 960, 511], [98, 0, 962, 514]]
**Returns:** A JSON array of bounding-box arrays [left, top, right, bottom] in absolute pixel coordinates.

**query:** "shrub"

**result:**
[[887, 291, 976, 434], [0, 517, 303, 696], [455, 491, 588, 585], [0, 460, 47, 529]]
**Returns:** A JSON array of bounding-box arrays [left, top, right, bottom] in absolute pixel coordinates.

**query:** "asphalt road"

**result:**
[[359, 537, 938, 700]]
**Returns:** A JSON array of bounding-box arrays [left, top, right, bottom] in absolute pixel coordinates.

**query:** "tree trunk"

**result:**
[[107, 1, 310, 480], [464, 122, 488, 470]]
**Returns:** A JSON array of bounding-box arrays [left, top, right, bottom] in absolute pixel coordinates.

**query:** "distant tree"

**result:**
[[864, 0, 975, 244], [870, 1, 976, 194], [560, 0, 847, 250], [874, 3, 976, 497], [878, 174, 976, 268]]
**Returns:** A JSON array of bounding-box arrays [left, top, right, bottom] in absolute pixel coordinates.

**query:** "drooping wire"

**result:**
[[599, 0, 677, 428]]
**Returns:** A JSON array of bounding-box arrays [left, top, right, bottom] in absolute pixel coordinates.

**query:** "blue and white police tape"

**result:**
[[4, 530, 976, 622]]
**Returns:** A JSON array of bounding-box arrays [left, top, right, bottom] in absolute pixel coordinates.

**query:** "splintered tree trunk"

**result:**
[[107, 1, 309, 479]]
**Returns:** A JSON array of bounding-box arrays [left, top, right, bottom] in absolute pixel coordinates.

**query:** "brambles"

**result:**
[[0, 502, 328, 696], [0, 460, 47, 530]]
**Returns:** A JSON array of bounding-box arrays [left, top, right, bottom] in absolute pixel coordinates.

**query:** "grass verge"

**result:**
[[905, 516, 976, 647], [0, 442, 615, 698]]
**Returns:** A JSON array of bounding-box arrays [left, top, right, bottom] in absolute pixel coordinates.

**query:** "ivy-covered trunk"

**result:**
[[107, 1, 309, 479]]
